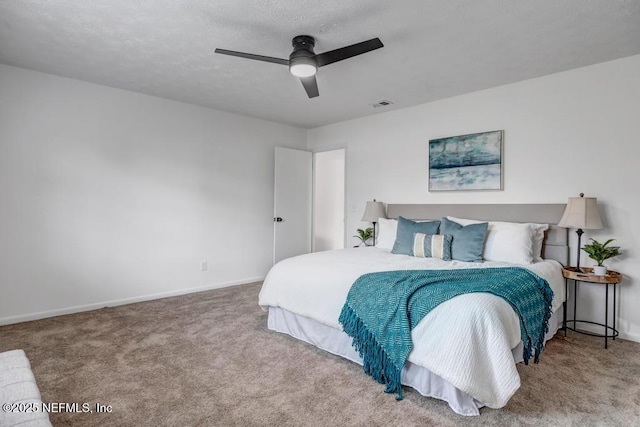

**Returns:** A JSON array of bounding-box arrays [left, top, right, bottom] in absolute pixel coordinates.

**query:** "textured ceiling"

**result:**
[[1, 1, 639, 129]]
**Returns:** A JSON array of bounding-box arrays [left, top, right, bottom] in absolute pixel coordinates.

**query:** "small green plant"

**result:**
[[581, 238, 621, 267], [354, 227, 374, 246]]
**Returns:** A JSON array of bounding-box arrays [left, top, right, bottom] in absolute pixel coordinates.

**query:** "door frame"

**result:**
[[312, 145, 348, 251]]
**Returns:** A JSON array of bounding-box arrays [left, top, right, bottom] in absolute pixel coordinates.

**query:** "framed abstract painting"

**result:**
[[428, 130, 503, 192]]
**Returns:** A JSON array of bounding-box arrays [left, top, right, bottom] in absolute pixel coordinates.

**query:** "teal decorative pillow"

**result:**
[[440, 217, 488, 262], [413, 233, 453, 260], [391, 216, 440, 255]]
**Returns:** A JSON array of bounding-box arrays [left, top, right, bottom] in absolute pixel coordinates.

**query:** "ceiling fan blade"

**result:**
[[214, 48, 289, 66], [315, 38, 383, 67], [300, 76, 319, 98]]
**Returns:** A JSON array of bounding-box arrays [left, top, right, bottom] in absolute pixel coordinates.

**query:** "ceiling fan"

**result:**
[[215, 35, 384, 98]]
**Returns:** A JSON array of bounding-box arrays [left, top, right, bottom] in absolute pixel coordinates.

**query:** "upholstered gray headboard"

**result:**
[[386, 204, 568, 265]]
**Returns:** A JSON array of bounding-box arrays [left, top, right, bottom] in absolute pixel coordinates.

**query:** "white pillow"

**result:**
[[376, 218, 398, 250], [446, 216, 547, 264], [531, 224, 549, 262]]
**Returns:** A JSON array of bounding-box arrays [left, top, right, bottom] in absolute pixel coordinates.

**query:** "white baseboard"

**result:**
[[618, 330, 640, 343], [0, 277, 264, 326]]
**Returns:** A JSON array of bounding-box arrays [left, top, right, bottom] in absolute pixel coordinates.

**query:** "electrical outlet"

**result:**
[[201, 261, 208, 271]]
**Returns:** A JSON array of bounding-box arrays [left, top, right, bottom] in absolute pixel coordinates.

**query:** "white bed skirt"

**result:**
[[267, 306, 562, 416]]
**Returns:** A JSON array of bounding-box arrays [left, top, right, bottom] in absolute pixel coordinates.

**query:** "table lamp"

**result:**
[[361, 199, 387, 246], [557, 193, 604, 272]]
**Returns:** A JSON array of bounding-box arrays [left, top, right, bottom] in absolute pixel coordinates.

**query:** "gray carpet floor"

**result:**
[[1, 282, 639, 426]]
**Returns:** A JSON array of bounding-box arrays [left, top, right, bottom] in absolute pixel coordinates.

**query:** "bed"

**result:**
[[259, 204, 568, 416]]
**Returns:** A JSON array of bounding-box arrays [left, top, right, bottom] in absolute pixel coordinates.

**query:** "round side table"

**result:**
[[562, 267, 622, 348]]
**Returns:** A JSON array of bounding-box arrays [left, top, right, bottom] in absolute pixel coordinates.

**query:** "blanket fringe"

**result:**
[[523, 276, 554, 365], [339, 304, 403, 400]]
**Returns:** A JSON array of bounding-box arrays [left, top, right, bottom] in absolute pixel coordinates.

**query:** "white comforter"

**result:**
[[258, 247, 564, 409]]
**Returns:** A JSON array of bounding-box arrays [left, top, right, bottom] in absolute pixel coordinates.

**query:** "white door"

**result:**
[[313, 149, 345, 251], [274, 147, 312, 264]]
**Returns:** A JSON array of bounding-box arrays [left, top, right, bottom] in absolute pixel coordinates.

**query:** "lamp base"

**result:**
[[372, 221, 377, 247], [575, 228, 584, 272]]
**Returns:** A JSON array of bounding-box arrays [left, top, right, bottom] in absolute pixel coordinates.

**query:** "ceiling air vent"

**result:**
[[370, 100, 394, 108]]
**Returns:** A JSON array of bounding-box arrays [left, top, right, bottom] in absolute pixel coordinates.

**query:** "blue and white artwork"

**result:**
[[429, 130, 503, 191]]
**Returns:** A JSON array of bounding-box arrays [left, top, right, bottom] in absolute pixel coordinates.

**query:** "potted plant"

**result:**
[[581, 238, 621, 275], [354, 227, 374, 247]]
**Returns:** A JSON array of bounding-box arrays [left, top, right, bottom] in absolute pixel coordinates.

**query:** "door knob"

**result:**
[[274, 217, 283, 222]]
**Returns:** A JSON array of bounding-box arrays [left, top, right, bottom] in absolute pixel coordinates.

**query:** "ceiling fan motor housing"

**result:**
[[289, 35, 317, 74]]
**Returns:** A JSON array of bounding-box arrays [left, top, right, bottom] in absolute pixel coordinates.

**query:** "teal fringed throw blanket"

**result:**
[[338, 267, 553, 400]]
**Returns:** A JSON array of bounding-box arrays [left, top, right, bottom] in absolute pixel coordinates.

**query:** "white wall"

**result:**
[[308, 55, 640, 342], [0, 64, 306, 324], [313, 149, 345, 251]]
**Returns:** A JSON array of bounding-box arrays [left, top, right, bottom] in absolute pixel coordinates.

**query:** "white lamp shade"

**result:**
[[361, 200, 387, 222], [557, 195, 604, 230]]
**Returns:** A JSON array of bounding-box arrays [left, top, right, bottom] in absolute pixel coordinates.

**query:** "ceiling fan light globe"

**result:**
[[290, 63, 317, 78]]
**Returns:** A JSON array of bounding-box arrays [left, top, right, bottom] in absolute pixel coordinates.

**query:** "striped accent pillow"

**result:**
[[412, 233, 453, 260]]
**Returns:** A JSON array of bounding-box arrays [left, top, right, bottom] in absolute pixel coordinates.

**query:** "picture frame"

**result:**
[[428, 130, 504, 192]]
